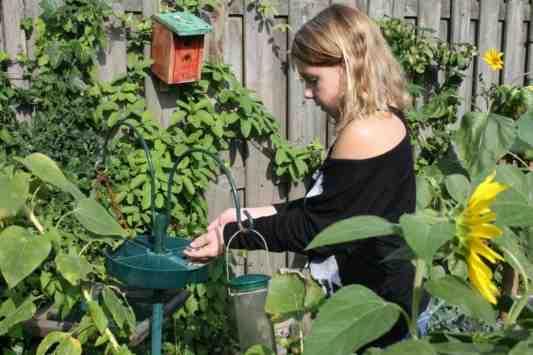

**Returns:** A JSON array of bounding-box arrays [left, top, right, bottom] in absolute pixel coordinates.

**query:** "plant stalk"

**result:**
[[26, 207, 44, 234], [82, 288, 121, 353], [410, 258, 425, 339], [502, 247, 530, 327]]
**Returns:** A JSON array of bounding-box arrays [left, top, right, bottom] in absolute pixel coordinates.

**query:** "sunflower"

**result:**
[[455, 172, 507, 304], [482, 48, 504, 71]]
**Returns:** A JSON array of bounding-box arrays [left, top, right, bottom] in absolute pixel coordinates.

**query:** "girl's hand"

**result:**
[[184, 224, 224, 263], [207, 208, 238, 231]]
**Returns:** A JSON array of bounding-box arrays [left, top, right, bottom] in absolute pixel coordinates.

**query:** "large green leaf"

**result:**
[[17, 153, 84, 200], [517, 111, 533, 148], [416, 176, 433, 210], [303, 277, 325, 312], [526, 172, 533, 204], [496, 164, 527, 198], [265, 273, 305, 321], [453, 112, 515, 177], [55, 253, 92, 286], [492, 202, 533, 227], [87, 300, 108, 334], [444, 174, 470, 203], [399, 215, 455, 264], [0, 297, 36, 336], [0, 226, 52, 289], [37, 331, 70, 355], [509, 336, 533, 355], [366, 339, 437, 355], [303, 285, 400, 355], [425, 276, 496, 323], [431, 341, 509, 354], [493, 228, 533, 281], [306, 216, 397, 250], [244, 345, 276, 355], [55, 336, 82, 355], [74, 198, 127, 237], [0, 172, 29, 220], [102, 287, 135, 332]]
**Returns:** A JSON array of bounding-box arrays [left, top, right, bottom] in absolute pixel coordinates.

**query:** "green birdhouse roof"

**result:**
[[153, 11, 213, 36]]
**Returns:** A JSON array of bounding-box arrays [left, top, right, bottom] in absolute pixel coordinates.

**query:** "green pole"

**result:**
[[151, 301, 163, 355]]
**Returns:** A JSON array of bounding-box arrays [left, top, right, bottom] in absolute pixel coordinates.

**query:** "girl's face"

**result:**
[[296, 61, 344, 119]]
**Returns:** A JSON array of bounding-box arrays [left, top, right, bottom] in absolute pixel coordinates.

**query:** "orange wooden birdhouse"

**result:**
[[150, 12, 212, 84]]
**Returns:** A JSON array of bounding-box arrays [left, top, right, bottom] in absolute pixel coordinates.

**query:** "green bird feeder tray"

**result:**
[[99, 119, 249, 355]]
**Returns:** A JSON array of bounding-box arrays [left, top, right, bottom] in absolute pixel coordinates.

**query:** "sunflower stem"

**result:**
[[410, 258, 425, 339], [502, 247, 530, 327]]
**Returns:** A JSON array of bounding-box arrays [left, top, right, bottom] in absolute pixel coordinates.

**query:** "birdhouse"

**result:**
[[150, 12, 212, 85]]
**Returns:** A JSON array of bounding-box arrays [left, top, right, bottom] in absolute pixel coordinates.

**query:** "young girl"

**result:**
[[185, 4, 428, 349]]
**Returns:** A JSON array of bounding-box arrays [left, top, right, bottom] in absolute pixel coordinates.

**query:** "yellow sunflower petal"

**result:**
[[468, 223, 503, 239], [469, 239, 504, 263], [468, 182, 507, 211], [462, 211, 497, 225], [468, 255, 499, 304]]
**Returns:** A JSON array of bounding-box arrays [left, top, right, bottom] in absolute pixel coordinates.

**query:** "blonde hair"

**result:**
[[291, 4, 411, 128]]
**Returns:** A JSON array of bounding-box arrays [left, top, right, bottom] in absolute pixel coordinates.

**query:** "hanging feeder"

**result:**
[[150, 11, 212, 85], [226, 231, 276, 352], [99, 119, 249, 355]]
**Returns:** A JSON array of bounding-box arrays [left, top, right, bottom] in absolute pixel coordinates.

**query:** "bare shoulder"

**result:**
[[331, 111, 406, 160]]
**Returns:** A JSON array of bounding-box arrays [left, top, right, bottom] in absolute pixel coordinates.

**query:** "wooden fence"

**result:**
[[2, 0, 533, 275]]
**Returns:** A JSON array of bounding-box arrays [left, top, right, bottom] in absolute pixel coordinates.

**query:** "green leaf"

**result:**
[[373, 339, 437, 355], [17, 153, 84, 200], [444, 174, 470, 203], [244, 345, 276, 355], [493, 228, 533, 281], [400, 215, 455, 264], [306, 216, 397, 251], [0, 226, 52, 289], [492, 202, 533, 227], [0, 297, 36, 336], [303, 285, 400, 355], [304, 278, 325, 312], [87, 300, 108, 334], [496, 164, 527, 197], [416, 176, 432, 209], [509, 336, 533, 355], [453, 112, 516, 177], [517, 111, 533, 147], [0, 173, 29, 220], [55, 336, 82, 355], [37, 331, 70, 355], [74, 198, 127, 237], [265, 273, 305, 321], [102, 287, 135, 332], [241, 119, 252, 138], [424, 275, 497, 323], [55, 254, 92, 286]]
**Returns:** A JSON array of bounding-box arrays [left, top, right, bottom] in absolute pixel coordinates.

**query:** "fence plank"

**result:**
[[392, 0, 406, 19], [332, 0, 358, 9], [2, 0, 27, 86], [451, 0, 472, 118], [98, 3, 127, 82], [417, 0, 441, 36], [503, 0, 525, 85], [286, 0, 329, 269], [355, 0, 369, 12], [2, 0, 29, 121], [243, 5, 289, 275], [23, 0, 42, 60], [529, 0, 533, 84], [368, 0, 393, 19], [204, 1, 226, 63], [476, 0, 500, 110]]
